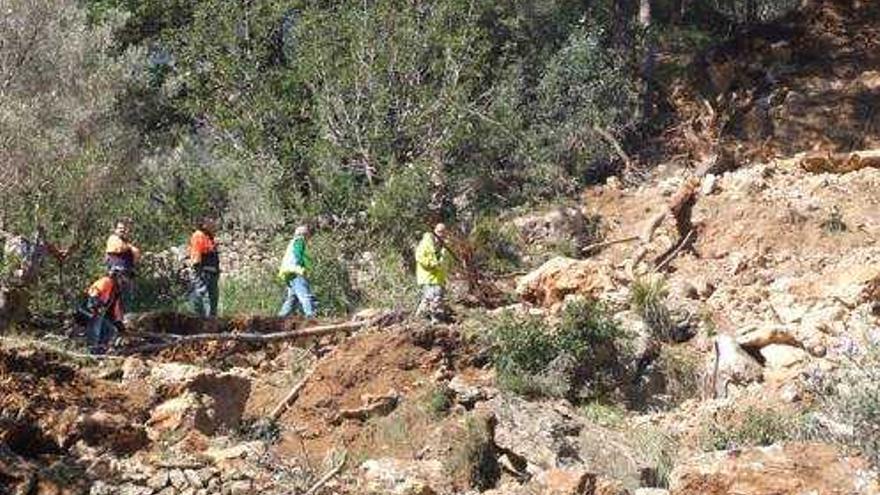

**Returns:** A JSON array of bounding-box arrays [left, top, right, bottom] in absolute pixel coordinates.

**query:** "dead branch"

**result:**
[[580, 235, 640, 254], [269, 366, 316, 421], [653, 228, 695, 272], [121, 312, 402, 355], [593, 126, 633, 170], [641, 210, 668, 243], [304, 451, 347, 495]]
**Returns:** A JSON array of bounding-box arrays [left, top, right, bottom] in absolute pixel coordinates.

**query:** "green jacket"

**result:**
[[278, 236, 310, 282], [415, 232, 450, 286]]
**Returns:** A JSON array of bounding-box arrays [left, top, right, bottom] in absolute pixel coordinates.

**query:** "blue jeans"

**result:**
[[86, 316, 117, 355], [278, 276, 316, 318], [190, 269, 219, 317]]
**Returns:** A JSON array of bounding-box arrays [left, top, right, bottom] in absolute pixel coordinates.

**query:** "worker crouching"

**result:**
[[84, 268, 125, 355]]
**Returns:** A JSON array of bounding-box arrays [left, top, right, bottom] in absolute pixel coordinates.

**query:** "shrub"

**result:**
[[220, 267, 281, 316], [700, 406, 802, 452], [807, 340, 880, 466], [357, 244, 420, 312], [467, 216, 522, 275], [655, 345, 703, 406], [631, 426, 678, 488], [631, 275, 676, 342], [489, 299, 626, 400], [580, 401, 627, 428], [425, 385, 454, 419], [307, 233, 361, 317]]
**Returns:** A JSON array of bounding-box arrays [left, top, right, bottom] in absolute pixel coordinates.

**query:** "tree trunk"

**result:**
[[640, 0, 657, 122]]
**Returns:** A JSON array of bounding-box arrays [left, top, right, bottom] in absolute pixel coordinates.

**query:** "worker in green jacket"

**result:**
[[278, 225, 316, 319], [415, 223, 452, 323]]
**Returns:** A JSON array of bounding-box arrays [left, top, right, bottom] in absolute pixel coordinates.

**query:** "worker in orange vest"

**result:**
[[188, 217, 220, 317], [104, 220, 141, 311], [83, 267, 125, 354]]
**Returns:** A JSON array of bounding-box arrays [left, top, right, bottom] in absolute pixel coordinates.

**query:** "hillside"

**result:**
[[2, 1, 880, 495]]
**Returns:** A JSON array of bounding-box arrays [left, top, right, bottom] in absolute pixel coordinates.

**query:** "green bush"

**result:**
[[307, 233, 361, 317], [655, 345, 703, 406], [220, 267, 281, 316], [467, 216, 522, 275], [808, 341, 880, 466], [631, 275, 676, 342], [701, 406, 802, 451], [358, 245, 420, 312], [425, 385, 454, 419], [489, 299, 626, 400]]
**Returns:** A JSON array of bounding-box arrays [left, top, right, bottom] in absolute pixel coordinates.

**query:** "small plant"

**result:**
[[631, 275, 676, 342], [425, 385, 454, 419], [656, 345, 703, 406], [220, 267, 281, 316], [580, 401, 626, 428], [632, 426, 678, 488], [700, 406, 802, 452], [821, 205, 847, 234], [807, 340, 880, 465]]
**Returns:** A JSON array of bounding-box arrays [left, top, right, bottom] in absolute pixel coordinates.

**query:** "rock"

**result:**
[[760, 344, 809, 370], [512, 207, 591, 247], [516, 257, 614, 307], [145, 367, 251, 442], [146, 471, 169, 490], [485, 395, 584, 472], [68, 411, 148, 455], [669, 443, 879, 495], [536, 468, 596, 495], [447, 373, 494, 407], [360, 458, 444, 495], [736, 326, 801, 351], [169, 469, 188, 490], [700, 173, 718, 196], [335, 390, 400, 423], [184, 469, 205, 488], [228, 479, 254, 495], [634, 489, 668, 495], [706, 335, 763, 398], [121, 357, 149, 382]]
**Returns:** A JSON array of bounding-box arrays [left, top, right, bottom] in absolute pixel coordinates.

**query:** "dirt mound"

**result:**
[[658, 0, 880, 167], [270, 325, 460, 460], [0, 347, 151, 459]]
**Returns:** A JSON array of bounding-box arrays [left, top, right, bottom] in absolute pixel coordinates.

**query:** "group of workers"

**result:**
[[76, 219, 453, 354]]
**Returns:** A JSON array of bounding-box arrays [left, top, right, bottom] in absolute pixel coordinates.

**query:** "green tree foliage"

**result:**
[[2, 0, 812, 315]]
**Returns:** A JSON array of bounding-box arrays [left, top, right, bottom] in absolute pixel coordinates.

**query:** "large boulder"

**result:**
[[705, 335, 763, 398], [516, 257, 614, 307], [144, 367, 251, 443], [484, 395, 586, 473], [359, 458, 446, 495], [669, 443, 879, 495]]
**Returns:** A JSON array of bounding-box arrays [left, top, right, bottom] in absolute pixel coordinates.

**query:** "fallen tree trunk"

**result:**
[[801, 149, 880, 174], [121, 311, 403, 355]]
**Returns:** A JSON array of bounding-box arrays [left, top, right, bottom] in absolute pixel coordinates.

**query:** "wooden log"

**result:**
[[121, 312, 402, 355]]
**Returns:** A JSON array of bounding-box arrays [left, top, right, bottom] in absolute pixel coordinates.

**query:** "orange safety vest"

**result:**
[[88, 276, 123, 321], [189, 230, 219, 271]]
